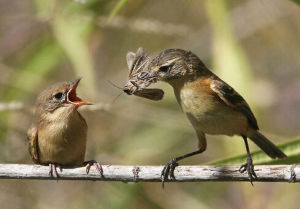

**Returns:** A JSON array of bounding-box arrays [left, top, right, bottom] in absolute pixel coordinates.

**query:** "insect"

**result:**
[[123, 47, 164, 101]]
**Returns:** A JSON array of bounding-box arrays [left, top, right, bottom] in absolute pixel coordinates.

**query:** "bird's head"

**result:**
[[146, 49, 190, 83], [123, 48, 195, 95], [36, 78, 92, 121], [123, 48, 207, 97]]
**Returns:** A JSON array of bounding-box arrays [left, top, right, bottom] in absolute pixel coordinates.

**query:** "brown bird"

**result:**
[[27, 78, 102, 177], [124, 48, 286, 186]]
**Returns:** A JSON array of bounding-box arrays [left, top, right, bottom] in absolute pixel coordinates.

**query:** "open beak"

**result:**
[[67, 78, 93, 107]]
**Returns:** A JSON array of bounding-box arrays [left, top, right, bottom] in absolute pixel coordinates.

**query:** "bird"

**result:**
[[124, 48, 286, 186], [27, 78, 103, 177]]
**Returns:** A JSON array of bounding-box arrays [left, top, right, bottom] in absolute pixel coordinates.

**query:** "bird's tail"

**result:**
[[248, 131, 286, 159]]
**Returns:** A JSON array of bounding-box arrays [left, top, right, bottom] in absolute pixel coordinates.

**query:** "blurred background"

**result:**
[[0, 0, 300, 208]]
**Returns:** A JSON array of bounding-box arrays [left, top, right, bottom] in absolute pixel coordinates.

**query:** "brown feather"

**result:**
[[27, 124, 39, 163], [210, 78, 259, 130]]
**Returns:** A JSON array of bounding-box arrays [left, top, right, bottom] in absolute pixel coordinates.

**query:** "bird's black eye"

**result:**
[[159, 66, 169, 73], [54, 92, 63, 100]]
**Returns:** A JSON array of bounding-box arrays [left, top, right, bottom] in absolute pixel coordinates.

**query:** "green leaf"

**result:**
[[3, 42, 64, 101], [209, 137, 300, 165], [52, 9, 97, 97], [0, 40, 63, 141], [292, 0, 300, 5], [108, 0, 128, 21]]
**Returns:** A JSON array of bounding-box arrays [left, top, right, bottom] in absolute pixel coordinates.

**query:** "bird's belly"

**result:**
[[186, 109, 247, 135], [179, 88, 248, 136], [38, 120, 87, 166]]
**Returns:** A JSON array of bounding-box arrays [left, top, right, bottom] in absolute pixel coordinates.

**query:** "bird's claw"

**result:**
[[239, 157, 257, 185], [161, 158, 178, 188], [84, 160, 104, 177], [49, 163, 62, 178]]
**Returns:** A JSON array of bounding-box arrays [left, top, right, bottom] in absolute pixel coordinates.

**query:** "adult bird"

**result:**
[[124, 48, 286, 186]]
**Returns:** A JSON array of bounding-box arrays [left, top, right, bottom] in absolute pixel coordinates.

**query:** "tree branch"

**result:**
[[0, 164, 298, 182]]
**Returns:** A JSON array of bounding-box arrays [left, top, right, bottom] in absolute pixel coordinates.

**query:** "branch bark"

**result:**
[[0, 164, 298, 183]]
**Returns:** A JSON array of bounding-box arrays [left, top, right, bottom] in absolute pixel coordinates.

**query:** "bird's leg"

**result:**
[[48, 163, 62, 178], [84, 160, 104, 177], [239, 136, 257, 185], [161, 148, 205, 188]]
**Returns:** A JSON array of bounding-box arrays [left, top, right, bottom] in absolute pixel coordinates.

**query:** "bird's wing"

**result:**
[[27, 124, 40, 163], [210, 79, 259, 130]]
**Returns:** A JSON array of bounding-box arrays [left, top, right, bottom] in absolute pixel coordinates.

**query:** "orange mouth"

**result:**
[[67, 78, 93, 107]]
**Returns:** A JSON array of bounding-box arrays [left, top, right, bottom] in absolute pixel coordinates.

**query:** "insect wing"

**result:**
[[134, 88, 164, 101]]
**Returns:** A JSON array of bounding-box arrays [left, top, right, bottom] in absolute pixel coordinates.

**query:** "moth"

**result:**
[[123, 47, 164, 101]]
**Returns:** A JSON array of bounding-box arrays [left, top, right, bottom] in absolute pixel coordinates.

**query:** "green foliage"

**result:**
[[108, 0, 128, 20], [210, 137, 300, 165], [2, 41, 64, 101], [292, 0, 300, 5], [0, 40, 63, 141], [52, 6, 97, 97]]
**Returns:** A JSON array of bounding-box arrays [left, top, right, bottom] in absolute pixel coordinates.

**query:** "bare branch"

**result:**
[[0, 164, 298, 182], [97, 16, 194, 37], [0, 102, 25, 111]]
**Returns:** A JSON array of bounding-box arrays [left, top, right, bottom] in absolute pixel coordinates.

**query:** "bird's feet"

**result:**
[[49, 163, 62, 178], [239, 156, 257, 185], [161, 158, 179, 188], [84, 160, 103, 177]]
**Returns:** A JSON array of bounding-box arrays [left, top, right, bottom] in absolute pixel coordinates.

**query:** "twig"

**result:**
[[97, 16, 194, 37], [96, 0, 297, 41], [0, 164, 298, 182], [0, 102, 25, 111]]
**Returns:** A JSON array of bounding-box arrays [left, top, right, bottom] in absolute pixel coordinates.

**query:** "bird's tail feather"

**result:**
[[249, 131, 286, 159]]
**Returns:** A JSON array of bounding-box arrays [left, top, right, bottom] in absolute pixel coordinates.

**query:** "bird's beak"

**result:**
[[67, 78, 93, 107]]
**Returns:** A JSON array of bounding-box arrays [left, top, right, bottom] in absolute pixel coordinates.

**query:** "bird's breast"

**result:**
[[37, 111, 88, 165], [173, 80, 248, 135]]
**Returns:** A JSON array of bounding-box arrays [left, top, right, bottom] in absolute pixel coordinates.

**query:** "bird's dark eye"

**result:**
[[159, 66, 169, 73], [54, 92, 63, 100]]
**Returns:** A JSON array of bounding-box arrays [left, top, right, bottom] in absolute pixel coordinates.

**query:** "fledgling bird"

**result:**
[[124, 48, 286, 186], [27, 78, 103, 177]]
